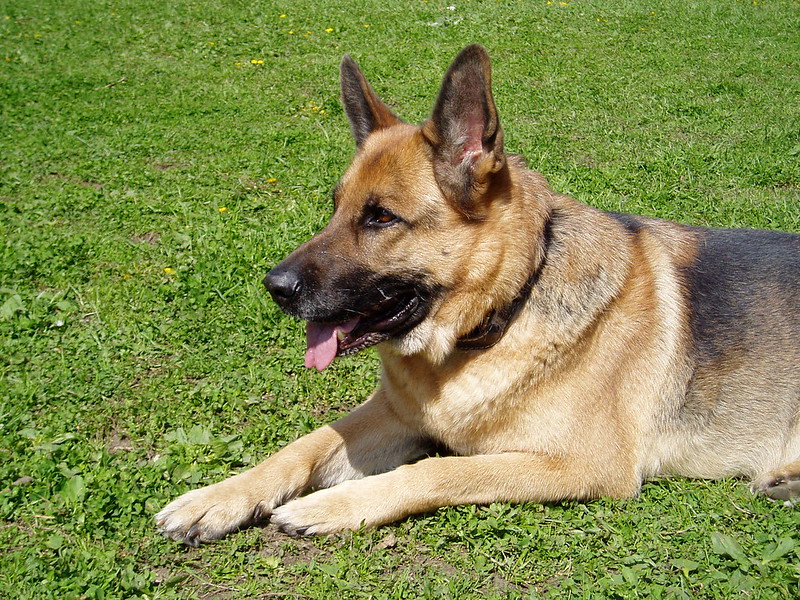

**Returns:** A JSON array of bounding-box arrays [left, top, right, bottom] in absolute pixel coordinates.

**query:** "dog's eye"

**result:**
[[364, 207, 400, 228]]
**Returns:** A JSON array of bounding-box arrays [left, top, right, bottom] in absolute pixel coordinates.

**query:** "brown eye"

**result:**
[[375, 209, 395, 224], [364, 206, 400, 228]]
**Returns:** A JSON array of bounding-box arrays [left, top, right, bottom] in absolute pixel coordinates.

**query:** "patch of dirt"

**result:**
[[256, 525, 334, 566], [106, 432, 134, 455], [130, 232, 161, 245], [47, 171, 103, 189], [152, 162, 185, 171]]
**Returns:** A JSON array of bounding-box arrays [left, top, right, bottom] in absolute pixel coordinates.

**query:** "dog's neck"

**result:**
[[455, 211, 551, 353], [455, 272, 537, 352]]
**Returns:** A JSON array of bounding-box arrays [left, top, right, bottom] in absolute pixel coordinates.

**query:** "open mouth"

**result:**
[[304, 292, 423, 371]]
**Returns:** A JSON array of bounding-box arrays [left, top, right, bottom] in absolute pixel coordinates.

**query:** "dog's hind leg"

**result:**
[[755, 460, 800, 504]]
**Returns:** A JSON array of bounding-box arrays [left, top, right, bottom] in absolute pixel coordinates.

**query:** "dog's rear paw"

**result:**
[[156, 482, 272, 546], [756, 465, 800, 505]]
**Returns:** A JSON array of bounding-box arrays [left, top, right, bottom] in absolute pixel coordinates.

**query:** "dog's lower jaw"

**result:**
[[384, 317, 460, 365]]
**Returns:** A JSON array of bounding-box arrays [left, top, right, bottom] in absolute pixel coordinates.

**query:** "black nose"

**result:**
[[263, 265, 302, 303]]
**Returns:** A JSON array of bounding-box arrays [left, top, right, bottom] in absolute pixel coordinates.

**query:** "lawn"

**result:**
[[1, 0, 799, 597]]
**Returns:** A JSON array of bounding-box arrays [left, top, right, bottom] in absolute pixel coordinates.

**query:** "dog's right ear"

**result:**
[[340, 55, 403, 147]]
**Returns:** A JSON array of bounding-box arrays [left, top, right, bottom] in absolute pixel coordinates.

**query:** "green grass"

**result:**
[[1, 0, 799, 597]]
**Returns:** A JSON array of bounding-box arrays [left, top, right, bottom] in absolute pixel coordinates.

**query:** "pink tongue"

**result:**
[[304, 319, 358, 371]]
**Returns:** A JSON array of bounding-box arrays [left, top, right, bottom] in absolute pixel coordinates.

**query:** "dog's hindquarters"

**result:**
[[657, 227, 800, 487]]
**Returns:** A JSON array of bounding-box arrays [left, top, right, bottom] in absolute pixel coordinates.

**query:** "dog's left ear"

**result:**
[[340, 55, 403, 147], [422, 45, 506, 216]]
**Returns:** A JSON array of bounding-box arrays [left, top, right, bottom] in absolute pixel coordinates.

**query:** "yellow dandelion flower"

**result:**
[[325, 28, 333, 33], [164, 268, 176, 276], [280, 13, 286, 18], [289, 30, 294, 34], [267, 178, 277, 183], [218, 206, 228, 213]]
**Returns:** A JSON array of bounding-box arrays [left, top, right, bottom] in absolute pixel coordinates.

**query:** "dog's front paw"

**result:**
[[271, 483, 374, 536], [156, 479, 274, 546]]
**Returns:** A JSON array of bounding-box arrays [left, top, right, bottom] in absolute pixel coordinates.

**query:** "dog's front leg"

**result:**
[[271, 452, 640, 535], [156, 394, 424, 545]]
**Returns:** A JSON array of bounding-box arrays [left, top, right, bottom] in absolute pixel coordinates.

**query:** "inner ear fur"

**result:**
[[422, 45, 506, 217], [340, 55, 403, 147]]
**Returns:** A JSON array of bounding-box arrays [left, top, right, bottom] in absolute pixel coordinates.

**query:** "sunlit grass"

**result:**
[[1, 0, 798, 598]]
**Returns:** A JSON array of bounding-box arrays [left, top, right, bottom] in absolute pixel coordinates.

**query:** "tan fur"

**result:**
[[156, 46, 799, 544]]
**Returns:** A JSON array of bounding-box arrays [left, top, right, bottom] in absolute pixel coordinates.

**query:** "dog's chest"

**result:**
[[384, 356, 573, 456]]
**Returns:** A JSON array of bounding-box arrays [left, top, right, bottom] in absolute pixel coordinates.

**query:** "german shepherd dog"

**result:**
[[157, 45, 799, 545]]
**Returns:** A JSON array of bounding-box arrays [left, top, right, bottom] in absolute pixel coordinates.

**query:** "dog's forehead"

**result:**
[[336, 125, 437, 209]]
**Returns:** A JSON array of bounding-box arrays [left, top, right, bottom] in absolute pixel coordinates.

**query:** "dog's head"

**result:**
[[264, 45, 548, 369]]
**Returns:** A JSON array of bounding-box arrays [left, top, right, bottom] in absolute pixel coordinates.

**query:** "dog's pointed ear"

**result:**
[[422, 45, 506, 215], [340, 55, 403, 147]]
